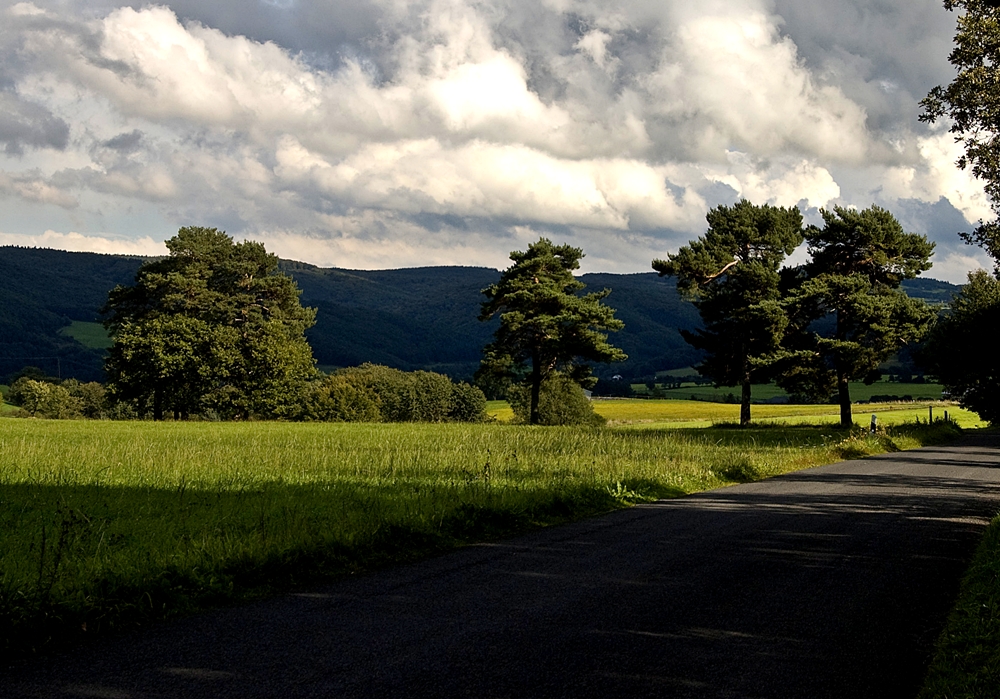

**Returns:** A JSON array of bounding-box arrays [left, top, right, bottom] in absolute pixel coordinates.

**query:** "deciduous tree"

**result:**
[[921, 0, 1000, 269], [653, 200, 804, 425], [921, 270, 1000, 424], [919, 1, 1000, 426], [479, 238, 625, 425], [103, 227, 317, 419]]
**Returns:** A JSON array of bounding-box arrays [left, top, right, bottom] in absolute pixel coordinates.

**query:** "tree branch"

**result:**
[[702, 260, 738, 284]]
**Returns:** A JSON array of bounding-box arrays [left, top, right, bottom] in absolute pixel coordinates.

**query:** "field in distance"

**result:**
[[487, 397, 986, 429], [633, 378, 946, 403]]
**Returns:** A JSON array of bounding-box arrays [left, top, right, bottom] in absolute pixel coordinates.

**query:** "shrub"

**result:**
[[592, 378, 633, 398], [62, 380, 109, 419], [301, 373, 382, 422], [299, 365, 487, 423], [509, 375, 606, 426], [9, 378, 81, 418], [449, 382, 488, 422], [409, 371, 455, 422]]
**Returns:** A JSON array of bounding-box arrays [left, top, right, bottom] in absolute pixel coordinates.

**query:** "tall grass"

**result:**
[[920, 511, 1000, 699], [0, 418, 961, 658]]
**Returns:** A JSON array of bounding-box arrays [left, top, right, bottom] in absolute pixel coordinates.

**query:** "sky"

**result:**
[[0, 0, 993, 282]]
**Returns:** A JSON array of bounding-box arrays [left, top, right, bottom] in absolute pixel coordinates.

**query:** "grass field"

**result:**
[[57, 321, 113, 350], [635, 380, 946, 402], [488, 398, 987, 429], [0, 414, 963, 658]]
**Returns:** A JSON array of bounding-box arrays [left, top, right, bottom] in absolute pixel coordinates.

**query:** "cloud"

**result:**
[[881, 131, 992, 226], [0, 91, 69, 155], [0, 0, 989, 281], [701, 153, 841, 209], [646, 8, 874, 164], [0, 170, 77, 207], [0, 228, 167, 255], [927, 250, 992, 285], [274, 135, 706, 231]]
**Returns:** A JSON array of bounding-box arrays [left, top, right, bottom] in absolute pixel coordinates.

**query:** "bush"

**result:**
[[297, 364, 487, 423], [9, 378, 81, 418], [591, 378, 634, 398], [62, 380, 109, 419], [409, 371, 455, 422], [300, 373, 382, 422], [509, 375, 606, 426], [449, 381, 488, 422]]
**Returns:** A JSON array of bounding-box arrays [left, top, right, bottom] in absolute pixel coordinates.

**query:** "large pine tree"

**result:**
[[479, 238, 625, 425], [653, 200, 804, 425], [778, 206, 935, 427]]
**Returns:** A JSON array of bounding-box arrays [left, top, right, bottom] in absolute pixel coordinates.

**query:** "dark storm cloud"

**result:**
[[35, 0, 386, 71], [771, 0, 956, 131], [0, 92, 69, 155], [101, 130, 144, 152]]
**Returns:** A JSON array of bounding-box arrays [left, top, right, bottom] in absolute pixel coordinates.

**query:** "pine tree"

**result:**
[[778, 206, 935, 427], [653, 200, 804, 425], [479, 238, 625, 425]]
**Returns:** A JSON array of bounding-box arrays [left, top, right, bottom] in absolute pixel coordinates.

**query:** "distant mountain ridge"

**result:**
[[0, 246, 961, 383]]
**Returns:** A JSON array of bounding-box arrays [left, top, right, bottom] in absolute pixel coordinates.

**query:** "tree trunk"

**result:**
[[741, 373, 752, 426], [153, 386, 163, 422], [835, 309, 852, 428], [838, 371, 852, 428], [529, 350, 541, 425]]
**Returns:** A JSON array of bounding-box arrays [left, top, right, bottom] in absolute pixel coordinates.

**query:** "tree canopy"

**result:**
[[921, 270, 1000, 425], [653, 200, 804, 425], [921, 0, 1000, 268], [103, 227, 317, 419], [478, 238, 625, 425], [778, 206, 935, 427]]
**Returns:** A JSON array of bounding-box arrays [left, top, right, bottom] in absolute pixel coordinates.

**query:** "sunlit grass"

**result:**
[[487, 398, 987, 429], [639, 380, 946, 402], [56, 321, 113, 350]]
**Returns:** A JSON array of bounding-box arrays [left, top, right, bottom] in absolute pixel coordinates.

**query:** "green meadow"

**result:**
[[56, 321, 114, 350], [633, 380, 947, 403], [0, 408, 966, 658], [489, 397, 986, 429]]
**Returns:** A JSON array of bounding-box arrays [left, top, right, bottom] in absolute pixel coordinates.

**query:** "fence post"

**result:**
[[929, 406, 933, 423], [870, 414, 877, 433]]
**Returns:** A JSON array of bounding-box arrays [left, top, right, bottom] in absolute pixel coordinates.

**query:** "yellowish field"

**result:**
[[487, 398, 988, 429]]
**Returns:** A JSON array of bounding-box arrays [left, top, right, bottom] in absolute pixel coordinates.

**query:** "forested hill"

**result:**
[[0, 246, 960, 383], [0, 248, 144, 382]]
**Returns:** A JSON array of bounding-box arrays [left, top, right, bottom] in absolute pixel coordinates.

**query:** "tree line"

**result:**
[[652, 202, 936, 427], [4, 228, 489, 424], [2, 206, 994, 427]]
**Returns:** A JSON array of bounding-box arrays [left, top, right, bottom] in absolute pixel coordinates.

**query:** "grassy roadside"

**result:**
[[0, 418, 961, 662], [920, 511, 1000, 699]]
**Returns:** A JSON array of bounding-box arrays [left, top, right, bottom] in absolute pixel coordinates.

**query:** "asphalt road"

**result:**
[[6, 431, 1000, 699]]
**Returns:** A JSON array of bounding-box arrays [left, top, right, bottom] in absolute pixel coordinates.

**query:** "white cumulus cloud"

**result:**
[[0, 0, 989, 279]]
